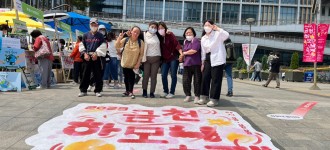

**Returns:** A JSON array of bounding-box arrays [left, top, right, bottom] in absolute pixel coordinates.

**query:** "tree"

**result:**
[[261, 55, 268, 70], [65, 0, 90, 11], [236, 57, 243, 70], [290, 52, 299, 69]]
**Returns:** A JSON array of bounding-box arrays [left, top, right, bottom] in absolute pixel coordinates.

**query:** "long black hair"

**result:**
[[202, 20, 215, 37]]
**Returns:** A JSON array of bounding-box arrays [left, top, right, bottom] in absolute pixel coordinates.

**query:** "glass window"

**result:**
[[281, 0, 298, 4], [222, 4, 240, 24], [261, 0, 279, 4], [299, 7, 313, 24], [145, 0, 163, 20], [261, 5, 278, 25], [321, 7, 325, 16], [127, 0, 144, 19], [242, 0, 260, 2], [280, 7, 297, 25], [223, 0, 240, 2], [184, 2, 202, 22], [165, 1, 182, 22], [328, 8, 330, 16], [241, 5, 259, 25], [203, 2, 221, 23]]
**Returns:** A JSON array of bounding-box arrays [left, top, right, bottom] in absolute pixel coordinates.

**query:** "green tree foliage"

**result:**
[[261, 55, 268, 70], [236, 57, 243, 70], [66, 0, 90, 11], [290, 52, 299, 69]]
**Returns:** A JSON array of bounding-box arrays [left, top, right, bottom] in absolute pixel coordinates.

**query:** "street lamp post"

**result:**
[[246, 18, 255, 79]]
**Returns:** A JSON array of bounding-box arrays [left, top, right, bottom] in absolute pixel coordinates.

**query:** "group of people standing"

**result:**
[[31, 17, 233, 107]]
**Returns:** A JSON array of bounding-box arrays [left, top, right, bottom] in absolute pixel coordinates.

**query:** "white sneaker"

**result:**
[[160, 92, 168, 98], [207, 99, 219, 107], [95, 93, 102, 97], [78, 92, 87, 97], [197, 96, 209, 105], [166, 93, 175, 99], [87, 86, 93, 92], [113, 84, 120, 89], [194, 96, 200, 104], [184, 96, 192, 102]]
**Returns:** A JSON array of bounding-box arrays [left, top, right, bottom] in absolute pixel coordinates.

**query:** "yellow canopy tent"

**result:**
[[0, 10, 43, 28], [0, 10, 30, 18]]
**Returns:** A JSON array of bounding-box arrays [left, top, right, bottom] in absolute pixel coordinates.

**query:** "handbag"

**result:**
[[34, 36, 51, 59]]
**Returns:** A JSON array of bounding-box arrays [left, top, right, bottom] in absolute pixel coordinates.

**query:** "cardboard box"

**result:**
[[52, 69, 64, 83]]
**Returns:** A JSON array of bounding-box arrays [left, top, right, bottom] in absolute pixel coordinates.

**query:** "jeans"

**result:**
[[161, 59, 179, 94], [103, 57, 118, 80], [224, 63, 233, 93], [254, 71, 261, 81], [117, 59, 123, 83]]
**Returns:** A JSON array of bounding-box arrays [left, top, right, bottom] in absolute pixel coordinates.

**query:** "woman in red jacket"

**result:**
[[70, 36, 83, 85], [30, 30, 54, 89]]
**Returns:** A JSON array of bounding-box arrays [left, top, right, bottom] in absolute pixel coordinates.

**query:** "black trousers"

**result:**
[[254, 71, 261, 81], [80, 58, 103, 93], [89, 57, 106, 86], [183, 65, 202, 97], [123, 68, 135, 93], [201, 53, 225, 101], [73, 62, 82, 83]]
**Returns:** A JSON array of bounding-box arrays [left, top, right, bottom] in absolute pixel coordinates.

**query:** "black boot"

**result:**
[[150, 93, 155, 98], [142, 90, 148, 98]]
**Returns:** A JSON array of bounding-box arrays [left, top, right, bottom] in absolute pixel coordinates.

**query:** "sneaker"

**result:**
[[78, 92, 87, 97], [262, 84, 267, 87], [194, 97, 200, 104], [72, 82, 78, 86], [198, 96, 209, 105], [122, 91, 129, 97], [226, 92, 233, 97], [184, 96, 192, 102], [150, 93, 155, 98], [207, 99, 219, 107], [130, 93, 135, 99], [160, 92, 168, 98], [276, 86, 280, 88], [95, 93, 102, 97], [87, 86, 93, 92], [142, 90, 148, 98], [113, 84, 120, 89], [166, 93, 175, 99]]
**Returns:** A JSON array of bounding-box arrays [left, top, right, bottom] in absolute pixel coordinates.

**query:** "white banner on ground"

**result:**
[[242, 44, 258, 66]]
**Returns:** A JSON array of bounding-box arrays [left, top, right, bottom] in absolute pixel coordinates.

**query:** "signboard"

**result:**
[[15, 0, 22, 12], [303, 24, 329, 62], [0, 48, 26, 67], [22, 51, 38, 88], [21, 2, 44, 21], [13, 19, 28, 34], [0, 72, 22, 92], [61, 56, 74, 69], [58, 21, 72, 33], [1, 37, 21, 49], [242, 44, 258, 66], [26, 103, 279, 150], [316, 24, 329, 62], [9, 34, 28, 49], [75, 29, 84, 37]]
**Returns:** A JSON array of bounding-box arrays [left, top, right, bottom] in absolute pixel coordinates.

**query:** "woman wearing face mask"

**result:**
[[141, 21, 162, 98], [158, 22, 183, 99], [115, 26, 144, 99], [198, 20, 229, 107], [181, 27, 202, 104]]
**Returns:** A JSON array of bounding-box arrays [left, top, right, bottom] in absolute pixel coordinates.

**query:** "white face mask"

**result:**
[[100, 30, 106, 35], [149, 28, 157, 34], [158, 29, 165, 36], [204, 26, 212, 33], [90, 26, 98, 32], [186, 36, 194, 41]]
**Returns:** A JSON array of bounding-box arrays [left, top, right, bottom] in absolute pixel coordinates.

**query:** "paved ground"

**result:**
[[0, 75, 329, 150]]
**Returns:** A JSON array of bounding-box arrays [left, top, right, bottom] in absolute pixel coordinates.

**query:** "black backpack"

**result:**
[[224, 38, 236, 63]]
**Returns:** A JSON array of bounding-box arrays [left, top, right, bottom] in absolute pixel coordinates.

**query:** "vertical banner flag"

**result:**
[[303, 24, 317, 62], [21, 2, 44, 21], [242, 44, 258, 66], [316, 24, 329, 62]]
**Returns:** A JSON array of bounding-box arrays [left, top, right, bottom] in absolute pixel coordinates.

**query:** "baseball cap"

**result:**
[[98, 25, 106, 30], [90, 18, 98, 24]]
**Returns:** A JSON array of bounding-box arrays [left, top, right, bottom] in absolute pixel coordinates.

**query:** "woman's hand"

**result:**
[[84, 53, 90, 61], [134, 63, 140, 69]]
